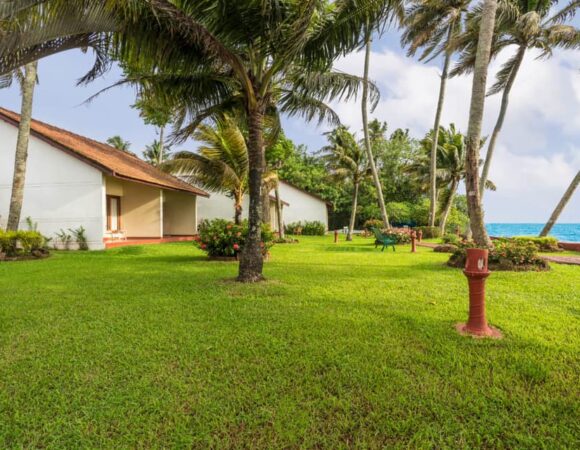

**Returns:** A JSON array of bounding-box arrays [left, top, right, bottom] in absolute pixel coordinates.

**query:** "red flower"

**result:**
[[233, 244, 240, 251], [226, 224, 233, 230], [236, 232, 242, 237], [200, 243, 207, 249]]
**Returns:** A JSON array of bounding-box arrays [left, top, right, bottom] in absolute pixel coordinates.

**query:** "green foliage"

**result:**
[[384, 230, 412, 244], [386, 202, 412, 225], [512, 236, 560, 252], [285, 221, 326, 236], [416, 226, 441, 239], [55, 229, 73, 250], [362, 219, 384, 231], [69, 226, 89, 251], [492, 240, 541, 266], [195, 219, 274, 258], [442, 234, 461, 245], [0, 230, 45, 257]]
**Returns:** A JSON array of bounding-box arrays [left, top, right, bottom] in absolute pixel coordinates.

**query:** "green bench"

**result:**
[[371, 227, 396, 252]]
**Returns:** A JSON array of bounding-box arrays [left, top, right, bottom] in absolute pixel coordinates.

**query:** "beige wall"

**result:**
[[163, 190, 197, 235], [105, 177, 162, 238]]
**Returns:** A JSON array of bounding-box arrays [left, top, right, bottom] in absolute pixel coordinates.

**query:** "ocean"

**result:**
[[486, 223, 580, 243]]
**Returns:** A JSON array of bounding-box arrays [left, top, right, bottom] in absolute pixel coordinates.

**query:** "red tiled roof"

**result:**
[[0, 108, 209, 197]]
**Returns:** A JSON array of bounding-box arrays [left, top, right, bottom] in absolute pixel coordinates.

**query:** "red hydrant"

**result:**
[[456, 248, 502, 338], [334, 229, 339, 244], [417, 229, 423, 242], [411, 231, 417, 253]]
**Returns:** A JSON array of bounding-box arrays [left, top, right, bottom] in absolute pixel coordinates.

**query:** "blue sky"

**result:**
[[1, 27, 578, 223]]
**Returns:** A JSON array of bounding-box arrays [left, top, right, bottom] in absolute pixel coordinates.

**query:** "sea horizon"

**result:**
[[485, 223, 580, 243]]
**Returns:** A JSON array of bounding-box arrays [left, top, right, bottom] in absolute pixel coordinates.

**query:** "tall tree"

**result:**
[[540, 170, 580, 237], [453, 0, 580, 197], [106, 135, 131, 152], [321, 126, 369, 241], [402, 0, 471, 227], [6, 61, 38, 231], [361, 24, 390, 229], [463, 0, 498, 247], [143, 140, 172, 167]]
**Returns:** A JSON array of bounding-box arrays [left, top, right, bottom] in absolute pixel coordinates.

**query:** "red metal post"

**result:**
[[456, 248, 502, 338], [334, 230, 339, 244], [411, 231, 416, 253]]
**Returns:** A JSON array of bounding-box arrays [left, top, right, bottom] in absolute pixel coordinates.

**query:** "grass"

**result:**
[[1, 236, 579, 448]]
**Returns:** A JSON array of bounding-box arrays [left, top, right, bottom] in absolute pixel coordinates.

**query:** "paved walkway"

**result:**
[[417, 242, 580, 266]]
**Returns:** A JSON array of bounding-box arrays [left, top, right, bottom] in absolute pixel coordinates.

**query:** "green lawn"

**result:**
[[1, 237, 579, 448]]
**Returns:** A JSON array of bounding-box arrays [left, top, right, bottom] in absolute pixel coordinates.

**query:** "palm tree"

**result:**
[[402, 0, 472, 227], [166, 117, 249, 225], [106, 135, 131, 152], [540, 170, 580, 237], [0, 0, 394, 282], [321, 126, 369, 241], [453, 0, 580, 197], [361, 24, 390, 229], [6, 61, 38, 231], [143, 140, 172, 167], [463, 0, 498, 247]]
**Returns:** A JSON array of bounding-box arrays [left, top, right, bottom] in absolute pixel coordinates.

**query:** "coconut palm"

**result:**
[[106, 135, 131, 152], [321, 126, 370, 241], [143, 140, 172, 167], [6, 61, 38, 231], [453, 0, 580, 198], [401, 0, 472, 227], [166, 117, 251, 225], [463, 0, 498, 247], [540, 170, 580, 237], [361, 24, 391, 229]]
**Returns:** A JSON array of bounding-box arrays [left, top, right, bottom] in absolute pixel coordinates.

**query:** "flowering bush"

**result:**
[[195, 219, 274, 257], [384, 229, 411, 244], [363, 219, 384, 231], [448, 239, 548, 271]]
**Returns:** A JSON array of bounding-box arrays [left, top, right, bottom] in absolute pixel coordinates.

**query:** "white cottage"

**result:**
[[0, 108, 209, 249], [197, 180, 329, 231]]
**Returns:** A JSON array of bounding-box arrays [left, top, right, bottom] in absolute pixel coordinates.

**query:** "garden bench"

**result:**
[[371, 227, 396, 252]]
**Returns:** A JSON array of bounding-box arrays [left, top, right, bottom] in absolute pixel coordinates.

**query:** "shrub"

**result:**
[[384, 229, 411, 244], [0, 230, 46, 257], [69, 226, 89, 251], [442, 234, 461, 245], [448, 240, 548, 271], [363, 219, 384, 231], [285, 221, 325, 236], [195, 219, 274, 257], [512, 236, 560, 252], [386, 202, 412, 225], [416, 226, 441, 239]]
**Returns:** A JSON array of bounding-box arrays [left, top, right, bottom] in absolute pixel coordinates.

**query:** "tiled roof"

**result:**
[[0, 108, 209, 197]]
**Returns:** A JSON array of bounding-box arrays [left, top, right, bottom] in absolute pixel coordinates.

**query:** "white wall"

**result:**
[[0, 120, 105, 249], [163, 190, 197, 235], [197, 181, 328, 231], [277, 182, 328, 230]]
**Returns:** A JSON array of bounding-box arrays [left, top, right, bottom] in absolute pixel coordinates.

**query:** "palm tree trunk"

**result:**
[[428, 27, 453, 227], [238, 105, 265, 282], [234, 191, 243, 225], [158, 126, 165, 166], [7, 61, 38, 231], [540, 170, 580, 237], [274, 185, 284, 238], [479, 44, 526, 198], [464, 0, 497, 248], [347, 181, 360, 241], [439, 178, 459, 234], [362, 25, 390, 229], [262, 187, 271, 226]]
